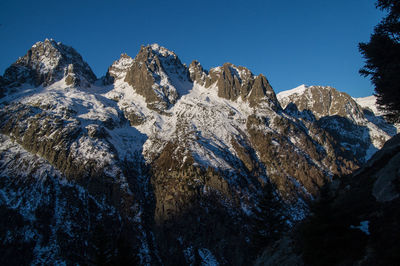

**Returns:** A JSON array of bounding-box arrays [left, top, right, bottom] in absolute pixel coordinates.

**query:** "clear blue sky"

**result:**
[[0, 0, 384, 97]]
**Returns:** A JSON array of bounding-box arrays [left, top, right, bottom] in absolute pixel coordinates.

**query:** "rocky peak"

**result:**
[[103, 53, 134, 84], [198, 62, 279, 108], [248, 73, 279, 108], [2, 38, 96, 89], [189, 60, 208, 86], [124, 44, 192, 112], [148, 43, 177, 58], [278, 85, 364, 122], [277, 85, 398, 162]]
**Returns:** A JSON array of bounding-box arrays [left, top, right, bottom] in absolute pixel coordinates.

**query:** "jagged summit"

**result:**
[[122, 43, 192, 112], [103, 53, 134, 84], [1, 38, 96, 90], [278, 85, 396, 161], [0, 39, 399, 265], [278, 85, 364, 121], [190, 61, 279, 108], [148, 43, 177, 57]]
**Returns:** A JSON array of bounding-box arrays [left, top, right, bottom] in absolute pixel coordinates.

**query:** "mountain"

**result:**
[[354, 95, 382, 116], [1, 39, 96, 94], [277, 85, 397, 162], [0, 40, 397, 265]]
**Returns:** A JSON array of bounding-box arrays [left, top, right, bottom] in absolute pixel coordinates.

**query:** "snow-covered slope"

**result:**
[[1, 40, 397, 265], [1, 39, 96, 92], [276, 84, 308, 100], [277, 85, 397, 161], [354, 95, 382, 116]]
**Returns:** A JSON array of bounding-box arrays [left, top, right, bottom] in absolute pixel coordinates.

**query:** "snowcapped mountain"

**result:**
[[0, 40, 397, 265], [277, 85, 397, 161], [277, 84, 364, 121], [1, 39, 96, 92]]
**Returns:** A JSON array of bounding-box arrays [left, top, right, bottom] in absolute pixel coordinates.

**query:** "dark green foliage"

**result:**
[[359, 0, 400, 122], [92, 224, 114, 266], [251, 182, 286, 254]]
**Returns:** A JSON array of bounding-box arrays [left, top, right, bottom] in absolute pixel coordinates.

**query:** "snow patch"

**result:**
[[277, 84, 308, 100], [350, 220, 370, 235], [198, 248, 219, 266]]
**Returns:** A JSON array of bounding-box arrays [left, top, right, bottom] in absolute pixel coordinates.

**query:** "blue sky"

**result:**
[[0, 0, 383, 97]]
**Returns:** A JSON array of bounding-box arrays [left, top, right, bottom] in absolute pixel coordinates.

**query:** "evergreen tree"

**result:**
[[251, 182, 286, 252], [92, 224, 114, 266], [111, 235, 139, 266], [359, 0, 400, 122]]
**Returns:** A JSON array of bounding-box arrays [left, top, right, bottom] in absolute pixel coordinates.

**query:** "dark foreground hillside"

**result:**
[[256, 134, 400, 265]]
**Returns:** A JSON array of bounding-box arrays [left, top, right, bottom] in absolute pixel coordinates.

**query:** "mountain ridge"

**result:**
[[0, 39, 398, 265]]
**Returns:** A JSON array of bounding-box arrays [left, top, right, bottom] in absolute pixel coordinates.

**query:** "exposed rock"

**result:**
[[248, 74, 278, 108], [364, 134, 400, 202], [188, 60, 207, 86], [213, 63, 245, 101], [245, 113, 353, 200], [151, 141, 251, 265], [278, 85, 397, 162], [0, 134, 147, 265], [1, 40, 398, 265], [296, 133, 400, 266], [189, 62, 280, 109], [124, 44, 192, 112], [278, 85, 364, 121], [2, 39, 96, 89], [86, 124, 108, 139], [103, 53, 134, 85]]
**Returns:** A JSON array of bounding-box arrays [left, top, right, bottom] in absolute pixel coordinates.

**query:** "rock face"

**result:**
[[295, 133, 400, 266], [103, 53, 134, 85], [278, 85, 397, 163], [190, 62, 279, 108], [1, 39, 96, 92], [124, 44, 192, 112], [0, 40, 398, 265], [278, 85, 364, 121]]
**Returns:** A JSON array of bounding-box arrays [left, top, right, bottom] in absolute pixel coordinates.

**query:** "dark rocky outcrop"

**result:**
[[0, 142, 146, 265], [124, 44, 191, 112], [290, 134, 400, 266], [150, 141, 254, 265], [248, 74, 278, 107], [246, 114, 357, 200], [188, 60, 207, 86], [191, 62, 280, 109]]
